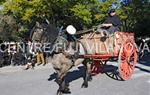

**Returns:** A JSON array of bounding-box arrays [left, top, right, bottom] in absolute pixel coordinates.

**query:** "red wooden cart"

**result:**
[[79, 31, 137, 80]]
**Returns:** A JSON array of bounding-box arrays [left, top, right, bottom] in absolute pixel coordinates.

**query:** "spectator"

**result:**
[[24, 39, 35, 70], [35, 42, 46, 66], [9, 42, 17, 66]]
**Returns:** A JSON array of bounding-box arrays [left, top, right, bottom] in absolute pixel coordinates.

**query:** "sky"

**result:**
[[0, 5, 3, 10]]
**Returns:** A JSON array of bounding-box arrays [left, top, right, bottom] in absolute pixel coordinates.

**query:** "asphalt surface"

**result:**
[[0, 55, 150, 95]]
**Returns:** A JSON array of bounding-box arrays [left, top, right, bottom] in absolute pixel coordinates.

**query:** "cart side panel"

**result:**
[[114, 32, 134, 55], [80, 32, 114, 55]]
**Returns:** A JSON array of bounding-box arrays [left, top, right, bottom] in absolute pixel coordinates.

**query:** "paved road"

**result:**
[[0, 58, 150, 95]]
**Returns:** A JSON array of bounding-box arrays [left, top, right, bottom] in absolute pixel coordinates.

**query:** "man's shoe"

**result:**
[[43, 64, 46, 66], [37, 63, 41, 66]]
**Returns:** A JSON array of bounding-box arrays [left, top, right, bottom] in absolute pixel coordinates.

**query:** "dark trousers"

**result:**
[[107, 26, 118, 33], [97, 25, 119, 34]]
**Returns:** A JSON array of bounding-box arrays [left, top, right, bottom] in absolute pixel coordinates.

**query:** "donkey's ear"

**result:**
[[36, 22, 40, 27]]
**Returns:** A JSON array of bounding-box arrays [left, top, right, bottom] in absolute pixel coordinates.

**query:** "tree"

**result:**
[[70, 0, 99, 27], [0, 0, 5, 4], [2, 0, 53, 40], [95, 0, 116, 23], [1, 0, 149, 41], [3, 0, 51, 23], [2, 0, 101, 29], [0, 14, 18, 41], [120, 0, 150, 36], [131, 0, 150, 36]]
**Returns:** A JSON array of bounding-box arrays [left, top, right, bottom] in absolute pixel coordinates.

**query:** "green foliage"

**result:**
[[0, 0, 149, 41], [128, 0, 150, 36], [71, 4, 92, 25], [3, 0, 51, 23], [70, 0, 99, 26], [2, 0, 53, 40], [0, 15, 18, 41], [0, 0, 5, 4], [95, 0, 115, 23]]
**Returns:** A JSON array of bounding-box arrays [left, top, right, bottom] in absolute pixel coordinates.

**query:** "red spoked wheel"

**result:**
[[118, 40, 137, 80], [91, 60, 106, 76]]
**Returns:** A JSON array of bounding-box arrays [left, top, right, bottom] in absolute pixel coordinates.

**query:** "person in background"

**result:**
[[36, 43, 45, 66], [24, 39, 35, 70], [9, 42, 17, 66]]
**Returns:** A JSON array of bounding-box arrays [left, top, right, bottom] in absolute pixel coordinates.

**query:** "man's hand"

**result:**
[[102, 23, 112, 27]]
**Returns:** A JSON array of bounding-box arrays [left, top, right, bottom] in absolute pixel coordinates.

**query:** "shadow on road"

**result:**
[[48, 72, 57, 81], [135, 66, 150, 73], [48, 56, 150, 83], [47, 64, 124, 83], [136, 54, 150, 73], [138, 54, 150, 67], [48, 66, 85, 84], [103, 65, 123, 81], [65, 66, 85, 83]]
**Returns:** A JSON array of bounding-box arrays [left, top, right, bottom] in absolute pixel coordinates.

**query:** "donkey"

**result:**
[[51, 36, 92, 95]]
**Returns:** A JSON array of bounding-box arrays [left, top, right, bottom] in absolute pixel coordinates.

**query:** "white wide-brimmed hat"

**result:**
[[66, 25, 76, 35]]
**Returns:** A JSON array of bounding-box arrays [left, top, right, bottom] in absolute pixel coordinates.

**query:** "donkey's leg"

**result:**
[[56, 73, 65, 95], [56, 70, 71, 95], [57, 77, 65, 95], [73, 58, 91, 88], [82, 61, 92, 88], [86, 62, 92, 82]]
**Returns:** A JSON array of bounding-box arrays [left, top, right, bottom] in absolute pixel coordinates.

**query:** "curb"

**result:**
[[0, 63, 53, 73]]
